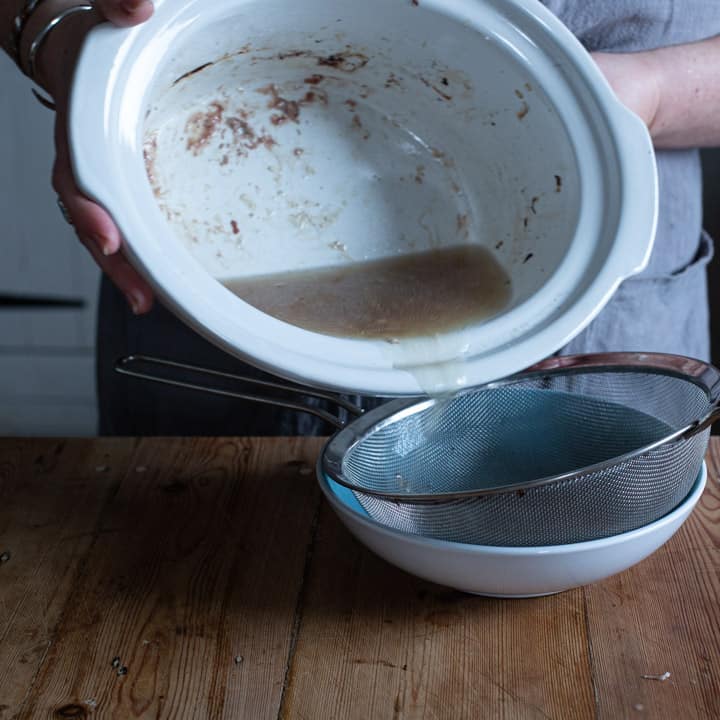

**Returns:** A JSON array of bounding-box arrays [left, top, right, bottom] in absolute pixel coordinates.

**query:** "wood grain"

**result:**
[[0, 438, 718, 720], [0, 438, 323, 720], [280, 503, 595, 720], [583, 444, 720, 720], [0, 439, 135, 716]]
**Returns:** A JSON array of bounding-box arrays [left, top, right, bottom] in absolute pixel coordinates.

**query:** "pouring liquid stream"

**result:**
[[224, 244, 512, 493]]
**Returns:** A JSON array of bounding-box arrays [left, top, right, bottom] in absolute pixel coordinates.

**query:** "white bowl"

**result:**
[[318, 462, 706, 597], [70, 0, 657, 395]]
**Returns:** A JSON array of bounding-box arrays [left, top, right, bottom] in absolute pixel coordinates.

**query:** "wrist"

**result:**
[[637, 50, 664, 142], [19, 0, 101, 102], [593, 50, 662, 137]]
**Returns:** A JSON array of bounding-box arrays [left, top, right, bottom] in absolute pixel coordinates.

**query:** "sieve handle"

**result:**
[[115, 355, 364, 430], [682, 404, 720, 439]]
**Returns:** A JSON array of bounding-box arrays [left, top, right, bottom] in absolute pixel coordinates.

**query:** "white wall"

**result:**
[[0, 55, 100, 436]]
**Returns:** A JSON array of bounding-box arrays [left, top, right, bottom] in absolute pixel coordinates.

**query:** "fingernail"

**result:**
[[126, 291, 144, 315], [93, 235, 114, 256]]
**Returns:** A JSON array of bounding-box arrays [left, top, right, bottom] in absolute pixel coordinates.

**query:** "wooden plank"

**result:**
[[0, 439, 137, 716], [281, 502, 596, 720], [14, 437, 322, 720], [3, 437, 718, 719], [584, 450, 720, 719]]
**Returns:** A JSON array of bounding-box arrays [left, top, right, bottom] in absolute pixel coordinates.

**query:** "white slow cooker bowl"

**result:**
[[70, 0, 657, 395]]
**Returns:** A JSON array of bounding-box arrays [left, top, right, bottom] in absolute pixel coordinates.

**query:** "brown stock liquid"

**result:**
[[224, 245, 511, 339]]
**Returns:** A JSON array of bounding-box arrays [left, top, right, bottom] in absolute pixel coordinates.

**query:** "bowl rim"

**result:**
[[318, 459, 707, 555], [69, 0, 658, 395]]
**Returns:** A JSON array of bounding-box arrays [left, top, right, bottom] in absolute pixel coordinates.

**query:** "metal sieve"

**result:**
[[116, 353, 719, 546]]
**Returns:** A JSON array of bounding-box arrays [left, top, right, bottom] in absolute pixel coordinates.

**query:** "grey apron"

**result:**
[[541, 0, 718, 360], [98, 0, 719, 435]]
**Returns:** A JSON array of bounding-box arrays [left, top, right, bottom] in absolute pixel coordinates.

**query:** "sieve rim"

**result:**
[[322, 352, 720, 501], [318, 459, 708, 551]]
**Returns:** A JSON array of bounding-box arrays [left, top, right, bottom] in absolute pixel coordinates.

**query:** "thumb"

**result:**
[[94, 0, 153, 27]]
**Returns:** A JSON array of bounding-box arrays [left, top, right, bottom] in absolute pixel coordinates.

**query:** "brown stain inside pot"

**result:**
[[316, 51, 369, 72], [256, 83, 328, 126], [223, 245, 511, 339], [224, 110, 276, 153], [185, 102, 225, 154]]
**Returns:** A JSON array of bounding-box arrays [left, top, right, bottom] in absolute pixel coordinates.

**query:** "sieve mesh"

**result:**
[[336, 370, 710, 545]]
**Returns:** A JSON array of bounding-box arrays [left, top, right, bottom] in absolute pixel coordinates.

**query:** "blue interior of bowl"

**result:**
[[327, 477, 370, 517]]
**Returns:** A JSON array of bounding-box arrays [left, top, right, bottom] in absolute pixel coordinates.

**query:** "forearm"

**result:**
[[649, 34, 720, 148], [1, 0, 150, 100], [603, 35, 720, 150]]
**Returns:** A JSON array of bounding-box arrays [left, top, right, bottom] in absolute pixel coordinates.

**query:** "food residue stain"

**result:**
[[173, 62, 214, 87], [185, 101, 225, 155], [420, 76, 452, 101], [257, 83, 327, 126], [317, 51, 369, 72], [351, 113, 370, 140], [225, 111, 276, 153], [385, 73, 401, 89], [143, 133, 161, 197], [429, 147, 454, 169], [329, 240, 348, 253]]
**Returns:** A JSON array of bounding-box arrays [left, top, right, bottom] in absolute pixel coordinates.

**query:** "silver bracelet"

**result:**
[[9, 0, 47, 67], [25, 3, 94, 81]]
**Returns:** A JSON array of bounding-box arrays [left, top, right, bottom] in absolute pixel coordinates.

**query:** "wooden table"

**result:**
[[0, 437, 717, 719]]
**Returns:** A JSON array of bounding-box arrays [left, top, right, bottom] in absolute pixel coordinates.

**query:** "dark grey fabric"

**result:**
[[98, 1, 717, 435]]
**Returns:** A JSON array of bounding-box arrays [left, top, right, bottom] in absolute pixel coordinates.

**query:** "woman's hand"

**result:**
[[33, 0, 155, 314]]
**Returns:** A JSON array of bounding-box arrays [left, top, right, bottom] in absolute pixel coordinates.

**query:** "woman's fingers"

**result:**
[[36, 0, 156, 315], [94, 0, 154, 27], [79, 233, 155, 316], [53, 111, 154, 314]]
